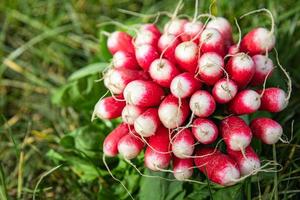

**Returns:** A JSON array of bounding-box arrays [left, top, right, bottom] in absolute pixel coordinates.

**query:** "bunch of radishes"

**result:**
[[94, 10, 290, 186]]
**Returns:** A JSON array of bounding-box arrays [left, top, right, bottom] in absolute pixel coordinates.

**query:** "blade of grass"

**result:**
[[0, 163, 8, 200]]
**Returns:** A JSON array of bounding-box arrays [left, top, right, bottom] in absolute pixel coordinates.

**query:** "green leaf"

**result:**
[[60, 135, 75, 149], [68, 63, 108, 81], [212, 184, 243, 200], [0, 163, 8, 200]]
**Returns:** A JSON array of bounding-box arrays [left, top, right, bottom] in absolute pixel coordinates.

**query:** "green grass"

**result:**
[[1, 0, 300, 199]]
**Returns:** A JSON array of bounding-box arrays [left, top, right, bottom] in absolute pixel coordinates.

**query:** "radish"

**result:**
[[171, 129, 195, 158], [121, 105, 145, 125], [192, 118, 218, 144], [228, 44, 239, 55], [124, 80, 164, 107], [227, 146, 261, 176], [199, 28, 226, 56], [135, 44, 159, 71], [194, 147, 222, 172], [134, 108, 160, 137], [197, 52, 224, 85], [175, 41, 198, 73], [212, 78, 238, 104], [189, 90, 216, 117], [149, 58, 180, 87], [118, 134, 144, 159], [229, 89, 261, 115], [158, 33, 180, 64], [164, 19, 187, 36], [240, 27, 275, 56], [113, 51, 139, 70], [170, 72, 202, 99], [226, 53, 255, 88], [220, 116, 252, 151], [194, 148, 240, 186], [144, 127, 171, 171], [158, 94, 190, 129], [107, 31, 134, 54], [250, 55, 274, 86], [104, 68, 149, 94], [140, 23, 161, 38], [173, 157, 193, 180], [93, 95, 125, 120], [103, 123, 129, 157], [250, 117, 283, 144], [206, 17, 233, 45], [258, 87, 288, 112], [181, 21, 203, 43], [135, 30, 159, 48]]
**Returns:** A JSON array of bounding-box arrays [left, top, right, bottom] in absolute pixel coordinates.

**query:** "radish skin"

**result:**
[[227, 146, 261, 176], [228, 44, 239, 55], [192, 118, 218, 144], [135, 30, 159, 48], [134, 108, 160, 137], [93, 95, 125, 119], [200, 28, 226, 56], [164, 19, 187, 36], [121, 105, 145, 125], [135, 44, 159, 71], [118, 134, 144, 159], [107, 31, 134, 54], [250, 55, 274, 86], [113, 51, 139, 70], [158, 94, 190, 129], [149, 58, 180, 87], [140, 24, 161, 38], [229, 89, 261, 115], [170, 72, 202, 99], [158, 33, 180, 64], [175, 41, 198, 73], [258, 88, 288, 112], [124, 80, 164, 107], [220, 116, 252, 151], [144, 127, 171, 171], [173, 157, 193, 180], [103, 123, 129, 157], [206, 17, 233, 46], [172, 129, 195, 158], [181, 21, 203, 43], [250, 118, 283, 144], [212, 78, 238, 104], [189, 90, 216, 117]]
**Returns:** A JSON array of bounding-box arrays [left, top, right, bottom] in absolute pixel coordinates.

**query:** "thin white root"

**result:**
[[234, 18, 242, 49]]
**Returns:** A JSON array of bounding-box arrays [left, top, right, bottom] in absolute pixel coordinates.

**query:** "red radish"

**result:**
[[171, 129, 195, 158], [228, 44, 239, 55], [140, 23, 161, 38], [135, 44, 159, 71], [164, 19, 187, 36], [207, 17, 233, 44], [104, 68, 149, 94], [227, 146, 261, 176], [226, 53, 255, 88], [250, 55, 274, 86], [212, 78, 238, 104], [118, 134, 144, 159], [175, 41, 198, 73], [240, 27, 275, 56], [124, 80, 164, 107], [194, 148, 240, 186], [103, 123, 129, 157], [170, 72, 202, 99], [197, 52, 224, 85], [173, 157, 193, 180], [192, 118, 218, 144], [199, 28, 226, 56], [121, 105, 145, 125], [158, 94, 190, 129], [258, 88, 288, 112], [93, 95, 125, 120], [250, 118, 283, 144], [189, 90, 216, 117], [220, 116, 252, 151], [107, 31, 134, 54], [194, 147, 222, 172], [135, 30, 159, 48], [181, 21, 203, 42], [158, 33, 180, 64], [144, 127, 171, 171], [113, 51, 139, 70], [229, 89, 261, 115], [134, 108, 160, 137], [149, 58, 180, 87]]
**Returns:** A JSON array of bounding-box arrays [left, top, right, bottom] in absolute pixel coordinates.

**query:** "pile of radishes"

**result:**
[[94, 8, 291, 186]]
